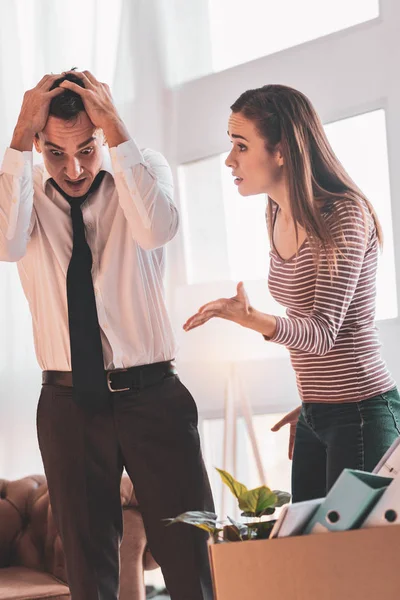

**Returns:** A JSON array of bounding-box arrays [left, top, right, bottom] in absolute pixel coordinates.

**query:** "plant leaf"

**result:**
[[164, 511, 218, 534], [258, 506, 276, 517], [241, 507, 275, 517], [215, 468, 248, 500], [255, 487, 278, 515], [238, 486, 277, 515], [223, 524, 242, 542], [272, 490, 291, 507], [238, 490, 258, 513], [227, 516, 248, 538]]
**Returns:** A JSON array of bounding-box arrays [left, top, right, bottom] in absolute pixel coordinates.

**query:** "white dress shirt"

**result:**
[[0, 139, 179, 371]]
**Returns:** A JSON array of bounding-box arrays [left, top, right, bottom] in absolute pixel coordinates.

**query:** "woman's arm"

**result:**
[[268, 201, 369, 355], [184, 201, 370, 356]]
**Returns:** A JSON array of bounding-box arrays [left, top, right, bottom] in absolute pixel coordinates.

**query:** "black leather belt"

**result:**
[[42, 360, 177, 393]]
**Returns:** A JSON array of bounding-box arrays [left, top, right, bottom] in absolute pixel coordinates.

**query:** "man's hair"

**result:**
[[48, 72, 85, 119]]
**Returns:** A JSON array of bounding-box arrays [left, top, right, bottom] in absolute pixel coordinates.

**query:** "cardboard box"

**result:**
[[209, 524, 400, 599]]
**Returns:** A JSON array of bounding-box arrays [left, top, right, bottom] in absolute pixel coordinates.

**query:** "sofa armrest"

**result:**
[[120, 507, 148, 600], [0, 474, 159, 597], [119, 476, 160, 599]]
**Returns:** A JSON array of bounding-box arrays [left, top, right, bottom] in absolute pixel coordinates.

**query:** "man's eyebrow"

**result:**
[[77, 136, 96, 149], [227, 131, 249, 142], [44, 141, 64, 150], [44, 136, 96, 151]]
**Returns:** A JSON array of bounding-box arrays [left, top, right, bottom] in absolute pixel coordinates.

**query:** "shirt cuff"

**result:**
[[263, 316, 289, 344], [109, 139, 144, 174], [1, 148, 32, 178]]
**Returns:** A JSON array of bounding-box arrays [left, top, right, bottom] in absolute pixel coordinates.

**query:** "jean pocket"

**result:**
[[362, 388, 400, 435], [379, 388, 400, 432], [383, 392, 400, 435], [381, 387, 400, 404]]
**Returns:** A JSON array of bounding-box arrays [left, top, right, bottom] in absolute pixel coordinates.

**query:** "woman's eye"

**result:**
[[81, 148, 93, 155], [50, 151, 63, 157], [238, 144, 247, 152]]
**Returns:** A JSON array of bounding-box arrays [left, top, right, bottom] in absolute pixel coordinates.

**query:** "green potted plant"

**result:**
[[165, 468, 290, 543]]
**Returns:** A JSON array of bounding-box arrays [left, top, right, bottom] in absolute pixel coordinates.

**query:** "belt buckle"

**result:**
[[107, 368, 130, 393]]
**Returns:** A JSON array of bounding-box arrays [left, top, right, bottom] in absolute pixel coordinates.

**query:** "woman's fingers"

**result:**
[[271, 413, 292, 431], [272, 408, 301, 460], [288, 424, 296, 460], [183, 311, 214, 331], [198, 298, 226, 314]]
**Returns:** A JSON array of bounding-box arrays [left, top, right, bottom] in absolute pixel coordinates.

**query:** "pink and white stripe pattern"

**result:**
[[268, 200, 395, 403]]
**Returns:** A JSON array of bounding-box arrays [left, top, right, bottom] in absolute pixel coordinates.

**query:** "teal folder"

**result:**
[[304, 469, 393, 534]]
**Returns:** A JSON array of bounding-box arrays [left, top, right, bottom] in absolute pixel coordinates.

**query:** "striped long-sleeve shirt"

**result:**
[[268, 199, 395, 403]]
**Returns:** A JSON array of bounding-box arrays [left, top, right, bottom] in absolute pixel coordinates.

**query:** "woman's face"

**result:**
[[225, 111, 283, 196]]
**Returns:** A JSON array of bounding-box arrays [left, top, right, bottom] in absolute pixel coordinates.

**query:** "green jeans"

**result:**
[[292, 387, 400, 503]]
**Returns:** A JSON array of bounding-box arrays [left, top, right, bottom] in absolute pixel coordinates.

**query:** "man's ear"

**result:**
[[99, 129, 107, 146], [33, 135, 42, 154]]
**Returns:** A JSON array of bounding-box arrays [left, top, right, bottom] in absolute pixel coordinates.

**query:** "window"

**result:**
[[209, 0, 380, 73], [15, 0, 124, 89], [159, 0, 379, 86], [325, 110, 397, 320], [179, 109, 397, 321]]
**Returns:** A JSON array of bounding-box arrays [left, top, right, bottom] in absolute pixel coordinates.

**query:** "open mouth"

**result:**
[[234, 177, 243, 185], [65, 178, 87, 190]]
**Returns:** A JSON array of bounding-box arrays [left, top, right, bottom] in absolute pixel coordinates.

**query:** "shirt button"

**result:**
[[12, 198, 17, 204], [103, 324, 108, 330]]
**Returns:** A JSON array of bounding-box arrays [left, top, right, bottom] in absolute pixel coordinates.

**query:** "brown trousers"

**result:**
[[37, 373, 214, 600]]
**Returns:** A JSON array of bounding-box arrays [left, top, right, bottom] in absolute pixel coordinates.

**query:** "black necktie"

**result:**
[[50, 172, 109, 411]]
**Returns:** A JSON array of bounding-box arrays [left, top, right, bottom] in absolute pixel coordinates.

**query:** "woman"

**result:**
[[183, 84, 400, 502]]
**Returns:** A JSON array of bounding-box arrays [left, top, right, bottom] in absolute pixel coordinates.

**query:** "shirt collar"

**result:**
[[41, 145, 114, 191]]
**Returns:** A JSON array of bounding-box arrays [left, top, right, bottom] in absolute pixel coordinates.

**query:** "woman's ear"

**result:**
[[275, 144, 284, 167]]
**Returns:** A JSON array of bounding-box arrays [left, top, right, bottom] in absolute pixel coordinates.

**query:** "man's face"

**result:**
[[34, 112, 104, 197]]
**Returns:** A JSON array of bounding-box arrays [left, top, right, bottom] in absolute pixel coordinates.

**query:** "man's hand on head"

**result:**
[[11, 74, 64, 152], [59, 71, 130, 148]]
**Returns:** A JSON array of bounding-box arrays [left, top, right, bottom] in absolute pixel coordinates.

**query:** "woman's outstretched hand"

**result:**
[[183, 282, 251, 332]]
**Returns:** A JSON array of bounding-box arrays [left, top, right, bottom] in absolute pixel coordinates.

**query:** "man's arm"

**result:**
[[0, 74, 64, 261], [59, 71, 178, 250], [0, 149, 34, 261], [109, 141, 178, 249]]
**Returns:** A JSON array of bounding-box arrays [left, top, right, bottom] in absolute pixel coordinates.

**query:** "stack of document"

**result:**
[[270, 437, 400, 538], [362, 436, 400, 528]]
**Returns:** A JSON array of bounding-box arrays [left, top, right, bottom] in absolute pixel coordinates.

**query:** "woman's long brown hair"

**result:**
[[230, 84, 382, 273]]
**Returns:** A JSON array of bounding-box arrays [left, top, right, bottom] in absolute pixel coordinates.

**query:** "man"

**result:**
[[0, 71, 214, 600]]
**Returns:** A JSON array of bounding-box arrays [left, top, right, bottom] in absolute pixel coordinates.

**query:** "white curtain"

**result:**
[[0, 0, 165, 478]]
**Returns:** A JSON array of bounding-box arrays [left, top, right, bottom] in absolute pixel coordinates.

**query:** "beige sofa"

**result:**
[[0, 474, 159, 599]]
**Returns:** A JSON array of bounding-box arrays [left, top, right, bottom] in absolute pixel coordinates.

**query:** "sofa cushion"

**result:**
[[0, 566, 69, 600]]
